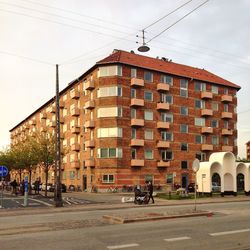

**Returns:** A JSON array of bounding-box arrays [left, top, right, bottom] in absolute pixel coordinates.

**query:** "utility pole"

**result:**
[[54, 64, 63, 207]]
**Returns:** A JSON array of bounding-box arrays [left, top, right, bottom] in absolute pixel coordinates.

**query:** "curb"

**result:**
[[103, 211, 213, 224]]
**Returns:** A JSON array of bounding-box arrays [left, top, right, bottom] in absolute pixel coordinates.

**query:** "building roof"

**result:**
[[97, 50, 241, 89]]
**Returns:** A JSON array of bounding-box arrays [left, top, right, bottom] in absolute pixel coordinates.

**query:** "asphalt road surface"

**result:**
[[1, 201, 250, 249]]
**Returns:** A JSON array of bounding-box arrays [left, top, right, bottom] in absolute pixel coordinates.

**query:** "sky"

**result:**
[[0, 0, 249, 158]]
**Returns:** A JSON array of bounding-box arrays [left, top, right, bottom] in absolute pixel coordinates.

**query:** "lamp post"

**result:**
[[54, 64, 63, 207], [192, 158, 200, 212]]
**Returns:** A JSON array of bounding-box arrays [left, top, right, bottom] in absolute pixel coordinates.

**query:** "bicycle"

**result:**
[[107, 186, 118, 193]]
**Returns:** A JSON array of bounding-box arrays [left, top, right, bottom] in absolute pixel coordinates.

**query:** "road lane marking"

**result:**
[[29, 198, 53, 207], [164, 236, 191, 242], [107, 243, 139, 249], [210, 228, 250, 236]]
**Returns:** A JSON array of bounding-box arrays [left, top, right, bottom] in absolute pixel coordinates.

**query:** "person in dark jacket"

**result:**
[[147, 181, 154, 203], [10, 179, 18, 196]]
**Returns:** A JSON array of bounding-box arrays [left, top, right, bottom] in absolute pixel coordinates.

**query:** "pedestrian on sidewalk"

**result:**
[[147, 181, 154, 204], [10, 179, 18, 196]]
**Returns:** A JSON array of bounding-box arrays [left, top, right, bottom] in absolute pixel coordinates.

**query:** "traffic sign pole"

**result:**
[[0, 166, 9, 209], [24, 176, 29, 207]]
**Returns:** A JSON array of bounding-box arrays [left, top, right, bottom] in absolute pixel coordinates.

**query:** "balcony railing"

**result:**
[[201, 109, 213, 116], [131, 159, 144, 167], [157, 160, 170, 168], [71, 126, 80, 134], [84, 80, 95, 90], [130, 98, 144, 107], [157, 102, 170, 110], [84, 120, 95, 128], [131, 118, 144, 127], [85, 140, 95, 148], [157, 83, 169, 92], [157, 141, 170, 148], [70, 90, 80, 99], [130, 139, 144, 147], [201, 144, 213, 151], [221, 129, 233, 135], [221, 112, 233, 119], [131, 78, 144, 87], [221, 95, 233, 102], [85, 159, 95, 167], [201, 127, 213, 134], [201, 91, 213, 99], [157, 121, 170, 129], [84, 100, 95, 109], [71, 143, 80, 151], [71, 108, 80, 116], [222, 145, 233, 152]]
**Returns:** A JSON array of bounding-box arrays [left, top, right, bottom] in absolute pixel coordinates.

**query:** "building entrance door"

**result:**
[[83, 175, 87, 191], [181, 174, 188, 189]]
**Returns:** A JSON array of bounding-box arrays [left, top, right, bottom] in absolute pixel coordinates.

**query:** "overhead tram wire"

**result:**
[[143, 0, 193, 30], [19, 0, 136, 31], [147, 0, 210, 43], [0, 1, 136, 36], [0, 50, 54, 66], [0, 8, 136, 42]]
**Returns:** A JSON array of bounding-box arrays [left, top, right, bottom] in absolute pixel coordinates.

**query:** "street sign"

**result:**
[[192, 159, 200, 173], [0, 166, 8, 177]]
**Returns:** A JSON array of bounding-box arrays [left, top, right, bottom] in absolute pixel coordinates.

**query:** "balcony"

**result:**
[[130, 139, 144, 147], [59, 100, 65, 108], [85, 140, 95, 148], [60, 115, 65, 124], [50, 105, 56, 113], [84, 100, 95, 109], [85, 159, 95, 167], [40, 112, 47, 119], [130, 98, 144, 107], [201, 144, 213, 151], [222, 145, 233, 152], [84, 120, 95, 128], [221, 95, 233, 102], [84, 80, 95, 90], [221, 128, 233, 135], [50, 121, 56, 127], [40, 127, 47, 132], [71, 126, 80, 134], [157, 160, 170, 168], [157, 121, 170, 129], [201, 109, 213, 116], [131, 159, 144, 167], [201, 91, 213, 99], [131, 118, 144, 127], [157, 102, 170, 110], [157, 141, 170, 148], [70, 90, 80, 99], [221, 112, 233, 119], [157, 83, 169, 92], [29, 119, 36, 126], [71, 160, 80, 169], [71, 108, 80, 116], [60, 132, 64, 139], [131, 78, 144, 87], [201, 127, 213, 134], [71, 143, 80, 151]]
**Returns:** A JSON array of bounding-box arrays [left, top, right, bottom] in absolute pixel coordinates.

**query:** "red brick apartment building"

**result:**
[[247, 141, 250, 160], [9, 49, 241, 191]]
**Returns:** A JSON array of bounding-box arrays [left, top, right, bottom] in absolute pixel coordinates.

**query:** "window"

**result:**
[[212, 136, 219, 145], [211, 119, 218, 128], [224, 88, 228, 95], [131, 128, 136, 139], [195, 99, 205, 109], [195, 135, 205, 144], [195, 118, 205, 126], [131, 108, 136, 118], [181, 161, 188, 169], [144, 110, 153, 120], [97, 107, 122, 118], [161, 150, 173, 161], [160, 75, 173, 85], [224, 104, 229, 112], [194, 81, 206, 92], [212, 102, 218, 111], [224, 120, 229, 129], [131, 148, 137, 159], [211, 85, 218, 94], [145, 149, 153, 159], [181, 143, 188, 151], [69, 171, 75, 180], [166, 174, 173, 184], [144, 91, 153, 101], [70, 137, 75, 145], [102, 174, 114, 183], [145, 129, 153, 140], [97, 128, 123, 138], [98, 148, 122, 158], [131, 68, 137, 78], [180, 124, 188, 133], [144, 71, 153, 82], [180, 106, 188, 115], [223, 137, 229, 145], [131, 88, 136, 98], [161, 112, 173, 122], [161, 131, 173, 141], [196, 152, 206, 161], [160, 93, 172, 103], [145, 175, 153, 183], [98, 65, 122, 77], [97, 86, 122, 98], [180, 79, 188, 97]]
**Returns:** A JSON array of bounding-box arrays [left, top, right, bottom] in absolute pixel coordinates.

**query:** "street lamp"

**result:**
[[192, 158, 200, 212], [54, 64, 63, 207]]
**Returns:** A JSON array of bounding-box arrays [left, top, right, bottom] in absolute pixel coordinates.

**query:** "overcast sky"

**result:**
[[0, 0, 249, 158]]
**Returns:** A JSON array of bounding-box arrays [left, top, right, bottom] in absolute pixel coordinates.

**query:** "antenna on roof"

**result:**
[[137, 30, 150, 53]]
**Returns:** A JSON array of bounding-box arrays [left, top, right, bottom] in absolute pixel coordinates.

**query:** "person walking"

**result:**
[[10, 179, 18, 196], [147, 181, 154, 204]]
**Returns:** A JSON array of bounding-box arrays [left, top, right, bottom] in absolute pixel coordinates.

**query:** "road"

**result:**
[[1, 201, 250, 249]]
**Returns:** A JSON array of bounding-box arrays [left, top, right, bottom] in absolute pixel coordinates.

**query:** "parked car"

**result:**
[[41, 183, 53, 191], [212, 182, 221, 192], [49, 183, 67, 193]]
